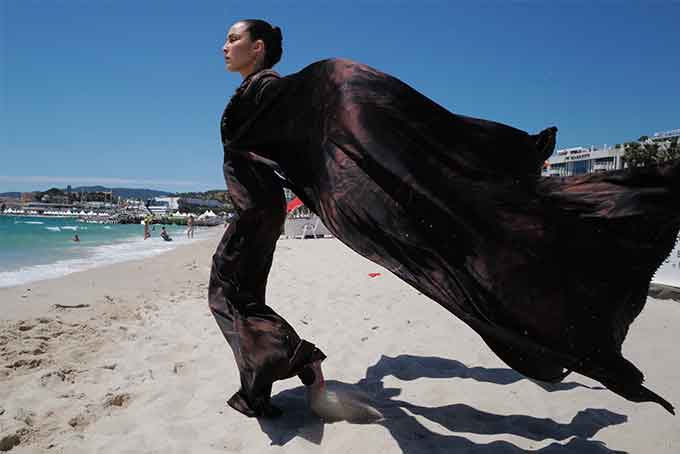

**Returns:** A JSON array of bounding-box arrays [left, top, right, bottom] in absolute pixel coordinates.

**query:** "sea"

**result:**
[[1, 215, 679, 290], [0, 215, 206, 288]]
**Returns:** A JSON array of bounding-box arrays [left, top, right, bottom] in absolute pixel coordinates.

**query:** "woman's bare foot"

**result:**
[[306, 364, 383, 422], [307, 360, 325, 388]]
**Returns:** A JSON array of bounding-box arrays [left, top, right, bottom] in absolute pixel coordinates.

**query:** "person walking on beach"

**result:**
[[143, 215, 152, 240], [209, 18, 680, 419], [186, 215, 194, 239], [209, 19, 325, 418]]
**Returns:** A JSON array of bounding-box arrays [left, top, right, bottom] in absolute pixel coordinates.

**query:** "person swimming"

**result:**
[[160, 226, 172, 242]]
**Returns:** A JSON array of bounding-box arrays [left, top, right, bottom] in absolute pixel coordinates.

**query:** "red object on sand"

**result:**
[[368, 273, 382, 278]]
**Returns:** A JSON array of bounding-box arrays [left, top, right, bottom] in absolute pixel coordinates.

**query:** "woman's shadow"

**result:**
[[257, 354, 628, 453]]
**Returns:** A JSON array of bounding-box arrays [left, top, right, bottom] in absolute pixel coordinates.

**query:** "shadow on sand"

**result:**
[[257, 354, 627, 453]]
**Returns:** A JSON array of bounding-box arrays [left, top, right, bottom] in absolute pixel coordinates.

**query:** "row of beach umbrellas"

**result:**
[[170, 210, 218, 219], [2, 208, 110, 216]]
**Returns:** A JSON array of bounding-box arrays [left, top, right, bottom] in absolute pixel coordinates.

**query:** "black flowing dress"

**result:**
[[210, 59, 680, 416]]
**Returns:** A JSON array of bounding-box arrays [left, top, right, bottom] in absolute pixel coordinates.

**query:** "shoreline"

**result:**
[[0, 228, 223, 320], [0, 223, 223, 290]]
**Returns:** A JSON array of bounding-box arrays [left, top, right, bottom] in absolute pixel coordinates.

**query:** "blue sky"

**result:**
[[2, 1, 679, 193]]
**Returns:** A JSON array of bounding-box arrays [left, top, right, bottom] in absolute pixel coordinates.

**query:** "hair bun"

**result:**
[[240, 19, 283, 68], [271, 26, 282, 40]]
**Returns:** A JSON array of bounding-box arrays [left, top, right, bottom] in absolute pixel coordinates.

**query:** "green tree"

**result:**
[[624, 140, 680, 167], [624, 142, 657, 167], [657, 139, 680, 163]]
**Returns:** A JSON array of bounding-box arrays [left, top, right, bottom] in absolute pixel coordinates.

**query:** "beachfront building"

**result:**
[[542, 128, 679, 177], [154, 197, 180, 210], [176, 198, 224, 217], [542, 145, 624, 176], [21, 192, 40, 203], [147, 197, 178, 215], [649, 128, 680, 144]]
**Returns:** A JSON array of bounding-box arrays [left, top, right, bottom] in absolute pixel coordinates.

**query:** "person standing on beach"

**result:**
[[143, 215, 152, 240], [186, 214, 194, 239], [210, 18, 680, 419]]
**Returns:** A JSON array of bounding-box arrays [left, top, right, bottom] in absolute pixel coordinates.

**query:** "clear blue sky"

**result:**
[[2, 1, 679, 193]]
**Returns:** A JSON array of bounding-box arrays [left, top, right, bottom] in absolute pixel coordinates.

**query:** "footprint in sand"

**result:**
[[104, 393, 131, 408], [6, 358, 43, 370], [19, 342, 47, 356], [40, 368, 78, 386], [0, 433, 22, 451], [14, 408, 36, 427], [172, 361, 188, 375], [17, 323, 35, 332], [68, 405, 97, 431]]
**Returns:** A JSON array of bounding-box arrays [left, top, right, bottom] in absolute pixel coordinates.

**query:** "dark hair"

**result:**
[[239, 19, 283, 69]]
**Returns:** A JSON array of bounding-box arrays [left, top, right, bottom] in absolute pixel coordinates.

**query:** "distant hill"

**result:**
[[71, 186, 173, 200], [0, 187, 173, 200]]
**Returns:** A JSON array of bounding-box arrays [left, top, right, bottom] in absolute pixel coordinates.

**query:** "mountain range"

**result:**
[[0, 186, 174, 200]]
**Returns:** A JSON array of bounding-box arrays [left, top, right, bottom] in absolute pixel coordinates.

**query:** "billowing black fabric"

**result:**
[[212, 58, 680, 414]]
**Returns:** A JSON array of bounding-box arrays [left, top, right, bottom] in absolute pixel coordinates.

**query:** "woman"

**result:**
[[209, 19, 326, 419], [210, 19, 680, 418]]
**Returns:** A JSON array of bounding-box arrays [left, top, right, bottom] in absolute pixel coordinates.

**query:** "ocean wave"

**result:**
[[45, 226, 61, 232], [0, 227, 209, 288], [19, 221, 45, 225], [61, 226, 79, 231]]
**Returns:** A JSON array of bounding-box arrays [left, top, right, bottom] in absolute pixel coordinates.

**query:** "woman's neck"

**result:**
[[240, 61, 266, 80]]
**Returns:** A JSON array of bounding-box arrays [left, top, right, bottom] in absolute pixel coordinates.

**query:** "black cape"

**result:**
[[213, 58, 680, 414]]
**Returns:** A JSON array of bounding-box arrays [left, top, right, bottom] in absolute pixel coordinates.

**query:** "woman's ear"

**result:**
[[253, 39, 265, 56]]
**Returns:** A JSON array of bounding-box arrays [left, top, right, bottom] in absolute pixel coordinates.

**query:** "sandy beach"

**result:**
[[1, 230, 679, 453]]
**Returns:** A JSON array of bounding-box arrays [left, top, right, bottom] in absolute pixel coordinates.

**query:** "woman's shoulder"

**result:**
[[243, 69, 281, 95]]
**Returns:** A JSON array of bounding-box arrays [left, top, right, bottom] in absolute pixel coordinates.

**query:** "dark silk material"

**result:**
[[209, 70, 325, 417], [211, 59, 680, 415]]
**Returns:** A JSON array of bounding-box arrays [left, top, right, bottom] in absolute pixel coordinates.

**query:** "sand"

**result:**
[[1, 230, 679, 453]]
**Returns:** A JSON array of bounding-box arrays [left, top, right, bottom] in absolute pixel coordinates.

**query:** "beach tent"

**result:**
[[198, 210, 217, 219]]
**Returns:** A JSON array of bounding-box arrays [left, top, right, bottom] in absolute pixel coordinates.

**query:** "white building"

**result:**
[[147, 197, 179, 215], [153, 197, 180, 210], [542, 145, 624, 176], [650, 128, 680, 144], [542, 128, 678, 177]]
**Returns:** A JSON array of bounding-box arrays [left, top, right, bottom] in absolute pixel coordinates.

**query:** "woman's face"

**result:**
[[223, 22, 263, 77]]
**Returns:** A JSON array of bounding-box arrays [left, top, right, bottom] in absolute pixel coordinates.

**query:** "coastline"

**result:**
[[0, 218, 220, 289], [1, 235, 679, 453]]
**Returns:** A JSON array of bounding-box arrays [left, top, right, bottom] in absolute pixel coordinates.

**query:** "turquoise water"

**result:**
[[0, 216, 197, 287]]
